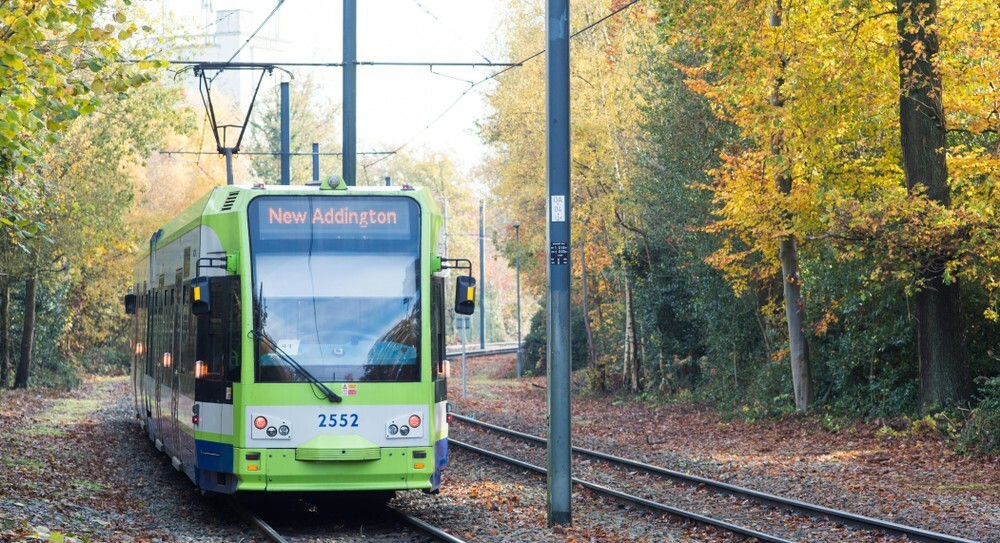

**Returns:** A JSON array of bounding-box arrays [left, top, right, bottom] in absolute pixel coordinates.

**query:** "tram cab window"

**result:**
[[248, 196, 422, 384]]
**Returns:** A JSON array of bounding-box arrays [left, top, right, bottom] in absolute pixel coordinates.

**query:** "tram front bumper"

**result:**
[[235, 446, 435, 492]]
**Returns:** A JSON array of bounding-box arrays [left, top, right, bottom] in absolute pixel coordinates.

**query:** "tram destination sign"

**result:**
[[254, 196, 415, 240]]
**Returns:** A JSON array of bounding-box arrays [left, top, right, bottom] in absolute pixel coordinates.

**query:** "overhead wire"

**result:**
[[159, 1, 642, 173], [200, 10, 238, 33], [477, 0, 642, 85], [411, 0, 493, 64], [224, 0, 285, 65], [363, 0, 643, 169]]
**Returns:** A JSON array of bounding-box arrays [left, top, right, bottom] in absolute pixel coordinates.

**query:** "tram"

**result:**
[[123, 180, 475, 494]]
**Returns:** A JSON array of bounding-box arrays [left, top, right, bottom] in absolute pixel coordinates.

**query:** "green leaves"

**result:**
[[1, 1, 164, 245]]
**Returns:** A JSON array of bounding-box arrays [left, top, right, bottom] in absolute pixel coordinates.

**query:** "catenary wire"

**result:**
[[222, 0, 286, 65], [362, 0, 643, 170], [411, 0, 493, 64]]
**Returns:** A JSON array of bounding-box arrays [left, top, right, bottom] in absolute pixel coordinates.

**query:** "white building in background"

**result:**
[[168, 1, 287, 147], [202, 8, 285, 112]]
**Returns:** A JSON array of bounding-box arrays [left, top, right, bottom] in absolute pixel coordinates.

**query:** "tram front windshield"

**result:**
[[248, 196, 421, 383]]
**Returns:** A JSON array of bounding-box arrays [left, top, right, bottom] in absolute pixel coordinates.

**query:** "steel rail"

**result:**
[[389, 507, 469, 543], [451, 438, 795, 543], [228, 498, 289, 543], [452, 414, 980, 543]]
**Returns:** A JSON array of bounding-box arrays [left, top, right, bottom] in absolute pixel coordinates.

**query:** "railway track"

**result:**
[[452, 414, 981, 543], [230, 496, 469, 543]]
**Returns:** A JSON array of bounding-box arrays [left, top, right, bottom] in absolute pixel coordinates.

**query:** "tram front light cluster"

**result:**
[[250, 413, 292, 440], [386, 412, 425, 439]]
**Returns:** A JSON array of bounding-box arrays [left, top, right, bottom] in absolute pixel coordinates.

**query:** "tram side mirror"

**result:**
[[191, 276, 212, 315], [123, 294, 137, 315], [454, 275, 477, 315]]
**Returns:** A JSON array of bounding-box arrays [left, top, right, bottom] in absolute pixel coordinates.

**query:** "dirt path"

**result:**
[[0, 377, 259, 543]]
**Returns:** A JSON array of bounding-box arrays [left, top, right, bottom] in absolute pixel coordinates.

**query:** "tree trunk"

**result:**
[[896, 0, 972, 408], [580, 240, 597, 367], [780, 232, 813, 409], [622, 271, 640, 393], [14, 273, 37, 389], [0, 278, 9, 388], [771, 1, 812, 410]]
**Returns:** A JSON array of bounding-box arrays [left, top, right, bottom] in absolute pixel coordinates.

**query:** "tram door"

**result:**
[[170, 270, 183, 458], [154, 276, 166, 447], [190, 275, 241, 490], [431, 276, 447, 400], [193, 281, 241, 418]]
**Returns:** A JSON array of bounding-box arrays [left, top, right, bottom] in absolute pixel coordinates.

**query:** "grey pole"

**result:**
[[460, 321, 468, 399], [514, 221, 523, 378], [312, 143, 320, 182], [443, 198, 449, 258], [224, 148, 234, 185], [479, 200, 486, 350], [546, 0, 572, 527], [280, 81, 291, 185], [343, 0, 357, 186]]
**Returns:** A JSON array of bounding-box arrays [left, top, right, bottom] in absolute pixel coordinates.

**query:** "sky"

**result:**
[[159, 0, 512, 169]]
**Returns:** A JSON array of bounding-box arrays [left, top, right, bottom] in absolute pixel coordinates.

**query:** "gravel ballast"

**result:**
[[1, 362, 995, 542]]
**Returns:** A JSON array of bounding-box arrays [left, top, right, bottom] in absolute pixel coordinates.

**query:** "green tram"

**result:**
[[124, 182, 475, 495]]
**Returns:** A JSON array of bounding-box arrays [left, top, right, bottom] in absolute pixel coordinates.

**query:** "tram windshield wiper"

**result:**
[[251, 329, 343, 403]]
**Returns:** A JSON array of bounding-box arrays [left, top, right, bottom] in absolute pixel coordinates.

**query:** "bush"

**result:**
[[958, 376, 1000, 455], [80, 344, 131, 376], [521, 303, 589, 375]]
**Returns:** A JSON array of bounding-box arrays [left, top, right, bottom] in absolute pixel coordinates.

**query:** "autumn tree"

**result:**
[[895, 0, 972, 407], [1, 1, 159, 245], [482, 0, 654, 388], [0, 2, 175, 387], [245, 74, 341, 184]]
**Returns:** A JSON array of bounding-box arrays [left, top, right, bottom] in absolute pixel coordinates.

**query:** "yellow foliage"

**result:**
[[656, 0, 1000, 317]]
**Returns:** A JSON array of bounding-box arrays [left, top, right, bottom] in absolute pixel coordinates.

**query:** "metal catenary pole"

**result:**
[[312, 143, 320, 182], [546, 0, 572, 527], [479, 200, 486, 350], [280, 81, 291, 185], [515, 221, 523, 378], [461, 319, 468, 399], [343, 0, 357, 186], [224, 148, 234, 185]]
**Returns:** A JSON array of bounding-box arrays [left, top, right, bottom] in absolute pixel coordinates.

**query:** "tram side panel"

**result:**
[[132, 224, 211, 483]]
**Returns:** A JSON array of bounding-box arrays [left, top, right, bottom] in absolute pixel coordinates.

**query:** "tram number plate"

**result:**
[[317, 413, 360, 428]]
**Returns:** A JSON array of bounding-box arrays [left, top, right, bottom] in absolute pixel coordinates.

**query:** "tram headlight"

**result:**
[[266, 426, 277, 437], [399, 425, 410, 436], [253, 416, 268, 430], [388, 424, 399, 435], [278, 425, 290, 436], [408, 414, 421, 428]]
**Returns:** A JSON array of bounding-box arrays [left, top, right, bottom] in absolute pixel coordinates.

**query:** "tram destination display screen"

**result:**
[[253, 196, 415, 241]]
